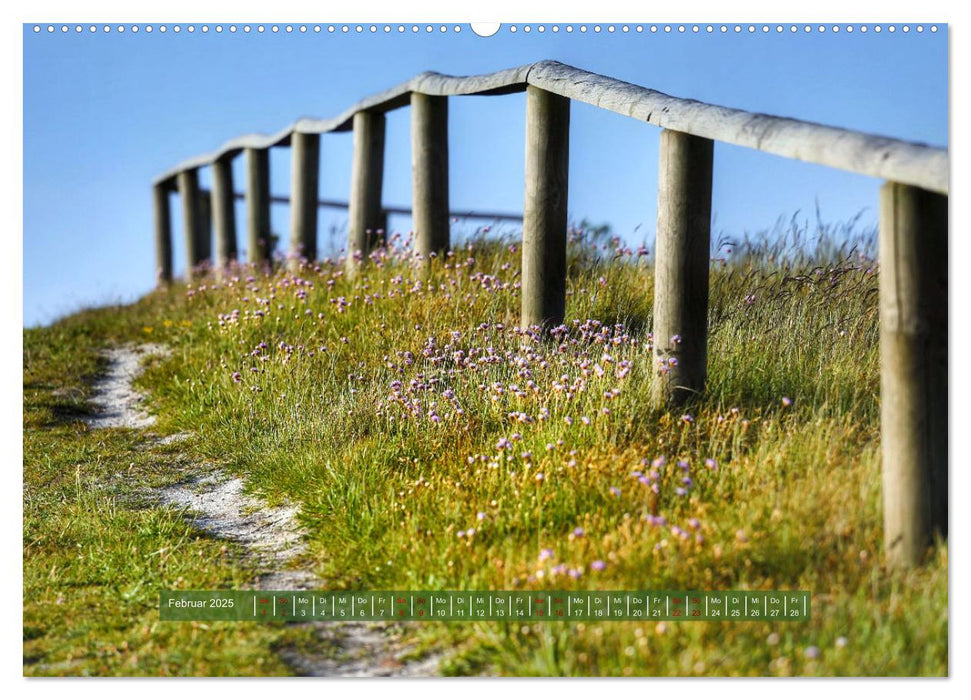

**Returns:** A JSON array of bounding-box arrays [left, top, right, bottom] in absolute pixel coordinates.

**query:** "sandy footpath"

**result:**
[[86, 344, 444, 677]]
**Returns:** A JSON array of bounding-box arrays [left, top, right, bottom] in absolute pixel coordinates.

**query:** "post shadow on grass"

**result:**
[[23, 383, 95, 427], [25, 349, 120, 427]]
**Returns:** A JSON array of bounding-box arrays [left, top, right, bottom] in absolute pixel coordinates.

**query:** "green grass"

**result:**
[[23, 312, 293, 675], [23, 226, 947, 676]]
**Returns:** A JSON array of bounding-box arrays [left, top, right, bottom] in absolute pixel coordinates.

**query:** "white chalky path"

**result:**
[[87, 344, 443, 677]]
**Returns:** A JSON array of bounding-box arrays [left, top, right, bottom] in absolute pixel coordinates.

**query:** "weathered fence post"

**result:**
[[177, 169, 206, 280], [411, 93, 449, 259], [153, 183, 173, 285], [198, 189, 213, 266], [522, 86, 570, 329], [245, 147, 272, 266], [879, 182, 948, 568], [348, 110, 387, 267], [650, 129, 714, 407], [211, 157, 238, 273], [289, 131, 320, 267]]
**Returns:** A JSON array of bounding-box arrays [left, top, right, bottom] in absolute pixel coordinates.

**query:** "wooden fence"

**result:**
[[152, 60, 948, 568]]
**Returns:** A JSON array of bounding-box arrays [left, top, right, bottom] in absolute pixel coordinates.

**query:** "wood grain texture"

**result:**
[[879, 182, 948, 568], [348, 111, 387, 264], [152, 65, 532, 187], [411, 94, 450, 259], [527, 61, 947, 194], [650, 130, 714, 407], [521, 86, 570, 328], [155, 60, 946, 195], [177, 170, 203, 280], [289, 132, 320, 265], [245, 148, 272, 265], [211, 157, 238, 271], [197, 189, 213, 269], [153, 184, 172, 285]]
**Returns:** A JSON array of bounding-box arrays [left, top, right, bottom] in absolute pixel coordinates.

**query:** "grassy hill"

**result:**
[[23, 225, 947, 676]]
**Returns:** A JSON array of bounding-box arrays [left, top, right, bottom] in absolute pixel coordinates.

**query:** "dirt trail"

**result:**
[[88, 344, 443, 677], [156, 472, 320, 591], [86, 344, 168, 429]]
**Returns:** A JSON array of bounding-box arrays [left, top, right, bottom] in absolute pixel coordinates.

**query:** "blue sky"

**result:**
[[22, 23, 948, 327]]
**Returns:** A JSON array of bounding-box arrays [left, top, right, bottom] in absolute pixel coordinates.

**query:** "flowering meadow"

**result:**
[[24, 223, 947, 676]]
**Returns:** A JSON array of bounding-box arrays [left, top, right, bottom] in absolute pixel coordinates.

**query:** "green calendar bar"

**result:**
[[159, 590, 811, 622]]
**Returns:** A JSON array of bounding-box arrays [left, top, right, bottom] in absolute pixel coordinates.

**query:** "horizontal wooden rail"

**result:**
[[153, 59, 948, 571], [229, 191, 524, 222], [153, 60, 947, 194]]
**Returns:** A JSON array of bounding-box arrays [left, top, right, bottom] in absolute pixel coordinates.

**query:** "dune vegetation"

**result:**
[[23, 218, 947, 676]]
